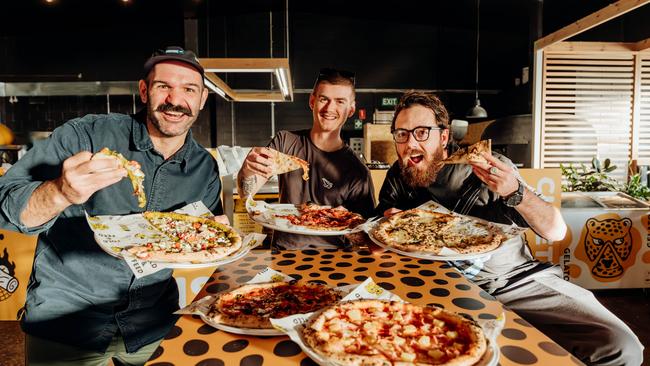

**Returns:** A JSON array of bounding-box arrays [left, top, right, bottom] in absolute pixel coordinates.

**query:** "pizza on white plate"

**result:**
[[126, 212, 242, 263], [302, 299, 487, 366], [276, 202, 366, 231]]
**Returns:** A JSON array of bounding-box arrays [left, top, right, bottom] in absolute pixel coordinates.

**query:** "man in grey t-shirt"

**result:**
[[237, 68, 375, 249]]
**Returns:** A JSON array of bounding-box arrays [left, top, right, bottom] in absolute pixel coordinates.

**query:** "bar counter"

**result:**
[[145, 249, 582, 366]]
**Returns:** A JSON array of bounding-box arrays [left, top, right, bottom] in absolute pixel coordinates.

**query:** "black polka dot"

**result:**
[[379, 262, 396, 268], [336, 262, 352, 267], [418, 270, 436, 277], [329, 273, 345, 280], [337, 282, 350, 287], [358, 257, 375, 263], [290, 274, 303, 280], [501, 345, 538, 364], [302, 249, 319, 255], [401, 277, 425, 287], [405, 264, 420, 269], [452, 297, 485, 310], [240, 354, 264, 366], [282, 252, 297, 258], [196, 359, 225, 366], [273, 340, 302, 357], [406, 292, 423, 299], [149, 346, 164, 360], [342, 254, 353, 259], [252, 265, 267, 270], [222, 339, 249, 352], [439, 263, 452, 268], [309, 272, 320, 277], [198, 324, 218, 334], [502, 328, 527, 340], [455, 284, 471, 291], [539, 341, 569, 356], [309, 280, 327, 285], [357, 250, 372, 256], [353, 267, 368, 272], [433, 279, 448, 285], [303, 257, 314, 262], [513, 318, 533, 327], [377, 282, 395, 290], [300, 357, 320, 366], [354, 275, 368, 281], [148, 363, 174, 366], [478, 313, 497, 320], [400, 257, 412, 262], [398, 269, 410, 274], [234, 269, 248, 274], [320, 260, 332, 265], [165, 326, 182, 339], [218, 275, 230, 280], [238, 262, 251, 267], [319, 267, 335, 272], [375, 271, 393, 278], [183, 339, 209, 356], [380, 254, 392, 259], [244, 256, 257, 261], [205, 283, 230, 294], [0, 234, 4, 240], [445, 271, 462, 278], [324, 248, 337, 253], [428, 303, 445, 309], [277, 260, 296, 266], [478, 290, 496, 301], [322, 254, 335, 259], [429, 288, 450, 297], [418, 259, 434, 265], [296, 264, 313, 270], [236, 275, 253, 283]]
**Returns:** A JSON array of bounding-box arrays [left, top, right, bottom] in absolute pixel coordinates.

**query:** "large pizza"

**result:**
[[207, 281, 343, 329], [277, 202, 366, 231], [302, 299, 487, 366], [126, 212, 242, 263], [372, 209, 506, 255]]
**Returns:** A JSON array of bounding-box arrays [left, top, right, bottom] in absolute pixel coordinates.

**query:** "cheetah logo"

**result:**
[[575, 216, 641, 281]]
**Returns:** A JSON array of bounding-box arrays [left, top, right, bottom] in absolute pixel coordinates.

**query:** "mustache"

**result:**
[[155, 103, 193, 117]]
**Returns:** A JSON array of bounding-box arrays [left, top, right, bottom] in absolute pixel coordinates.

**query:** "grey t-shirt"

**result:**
[[268, 130, 375, 249]]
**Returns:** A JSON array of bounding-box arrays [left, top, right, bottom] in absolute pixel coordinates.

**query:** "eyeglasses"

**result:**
[[392, 126, 442, 143], [315, 68, 356, 86]]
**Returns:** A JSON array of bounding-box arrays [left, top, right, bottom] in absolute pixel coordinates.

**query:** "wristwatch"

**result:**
[[502, 180, 525, 207]]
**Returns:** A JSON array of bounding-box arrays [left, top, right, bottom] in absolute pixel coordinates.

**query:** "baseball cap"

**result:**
[[143, 46, 204, 78]]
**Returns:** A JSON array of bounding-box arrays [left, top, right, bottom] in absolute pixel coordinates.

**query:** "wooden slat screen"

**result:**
[[542, 53, 635, 180], [639, 56, 650, 165]]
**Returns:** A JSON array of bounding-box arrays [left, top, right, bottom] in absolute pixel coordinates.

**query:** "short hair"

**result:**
[[391, 91, 450, 131], [312, 68, 356, 96]]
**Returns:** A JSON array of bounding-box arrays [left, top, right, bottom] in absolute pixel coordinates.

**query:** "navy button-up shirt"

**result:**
[[0, 112, 222, 352]]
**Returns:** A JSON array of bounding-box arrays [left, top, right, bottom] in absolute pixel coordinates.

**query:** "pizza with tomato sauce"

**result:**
[[302, 299, 487, 366], [278, 202, 366, 231], [207, 281, 343, 329]]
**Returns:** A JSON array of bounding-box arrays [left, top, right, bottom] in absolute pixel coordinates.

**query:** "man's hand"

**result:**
[[211, 215, 230, 226], [240, 147, 273, 180], [55, 151, 127, 206], [470, 152, 519, 198]]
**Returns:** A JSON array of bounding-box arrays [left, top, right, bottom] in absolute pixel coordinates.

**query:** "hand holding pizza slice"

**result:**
[[267, 148, 310, 181], [92, 147, 146, 208]]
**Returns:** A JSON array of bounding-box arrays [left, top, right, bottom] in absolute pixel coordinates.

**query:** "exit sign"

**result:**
[[381, 97, 398, 107]]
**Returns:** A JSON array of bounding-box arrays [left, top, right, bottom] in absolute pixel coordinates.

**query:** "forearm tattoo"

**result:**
[[239, 174, 258, 198]]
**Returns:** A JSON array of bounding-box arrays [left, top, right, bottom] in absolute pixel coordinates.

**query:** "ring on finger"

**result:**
[[489, 166, 499, 175]]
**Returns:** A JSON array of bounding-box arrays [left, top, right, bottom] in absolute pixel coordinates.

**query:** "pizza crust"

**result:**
[[92, 147, 147, 208], [442, 140, 491, 165]]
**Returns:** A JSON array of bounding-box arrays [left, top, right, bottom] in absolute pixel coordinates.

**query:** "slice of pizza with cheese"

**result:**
[[268, 148, 310, 181], [92, 147, 146, 208], [442, 139, 491, 165]]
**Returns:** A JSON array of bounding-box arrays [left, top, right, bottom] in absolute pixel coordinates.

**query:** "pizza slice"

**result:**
[[126, 212, 242, 263], [267, 148, 310, 181], [92, 147, 146, 208], [442, 139, 491, 165]]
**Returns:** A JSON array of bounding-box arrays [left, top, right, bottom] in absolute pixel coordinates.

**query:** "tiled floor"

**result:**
[[1, 289, 648, 366]]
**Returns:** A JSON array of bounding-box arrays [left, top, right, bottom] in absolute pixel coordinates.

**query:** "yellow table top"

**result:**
[[146, 249, 582, 366]]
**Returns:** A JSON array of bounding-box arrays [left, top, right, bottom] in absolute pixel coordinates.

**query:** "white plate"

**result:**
[[246, 200, 366, 236], [364, 218, 509, 261]]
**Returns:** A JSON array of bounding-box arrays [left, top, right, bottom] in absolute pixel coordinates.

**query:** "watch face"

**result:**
[[505, 181, 524, 207]]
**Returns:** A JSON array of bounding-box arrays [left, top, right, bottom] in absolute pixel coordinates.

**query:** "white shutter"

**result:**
[[638, 56, 650, 165]]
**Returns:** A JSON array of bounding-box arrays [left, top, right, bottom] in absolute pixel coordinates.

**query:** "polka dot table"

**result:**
[[146, 250, 582, 366]]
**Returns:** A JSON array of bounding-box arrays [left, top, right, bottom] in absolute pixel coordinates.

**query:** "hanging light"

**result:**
[[467, 0, 487, 119]]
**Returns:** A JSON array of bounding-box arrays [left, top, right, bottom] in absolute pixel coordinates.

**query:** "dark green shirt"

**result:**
[[0, 112, 222, 352]]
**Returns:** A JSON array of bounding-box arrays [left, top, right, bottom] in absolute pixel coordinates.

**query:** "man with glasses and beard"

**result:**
[[0, 46, 226, 365], [375, 91, 643, 366], [238, 68, 374, 250]]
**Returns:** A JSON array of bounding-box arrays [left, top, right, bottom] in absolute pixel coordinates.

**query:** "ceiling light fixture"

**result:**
[[466, 0, 487, 119]]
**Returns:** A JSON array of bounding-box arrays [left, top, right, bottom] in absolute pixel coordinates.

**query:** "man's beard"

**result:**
[[399, 145, 445, 188], [147, 100, 196, 137]]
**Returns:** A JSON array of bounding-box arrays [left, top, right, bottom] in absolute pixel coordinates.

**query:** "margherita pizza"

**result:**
[[126, 212, 242, 262], [278, 202, 366, 231], [268, 148, 310, 181], [207, 281, 342, 329], [92, 147, 147, 208], [372, 209, 505, 255], [442, 140, 491, 165], [302, 299, 487, 366]]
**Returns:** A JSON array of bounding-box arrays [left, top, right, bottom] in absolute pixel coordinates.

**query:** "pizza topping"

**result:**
[[92, 147, 147, 208], [442, 139, 491, 165], [277, 203, 365, 231]]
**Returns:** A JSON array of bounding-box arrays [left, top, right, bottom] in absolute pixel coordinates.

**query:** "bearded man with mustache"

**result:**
[[374, 91, 643, 366], [0, 46, 228, 365]]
